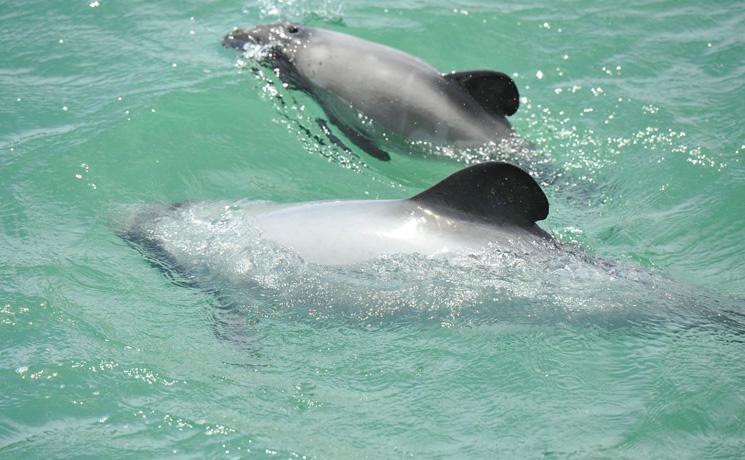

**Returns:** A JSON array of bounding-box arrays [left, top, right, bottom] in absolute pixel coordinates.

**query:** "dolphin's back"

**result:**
[[295, 28, 511, 144], [121, 162, 550, 267], [252, 199, 495, 265], [254, 162, 550, 264]]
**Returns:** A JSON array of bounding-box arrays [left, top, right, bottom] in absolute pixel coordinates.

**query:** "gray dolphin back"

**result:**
[[410, 162, 548, 227]]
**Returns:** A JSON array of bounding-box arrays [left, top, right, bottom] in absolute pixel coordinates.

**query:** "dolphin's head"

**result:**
[[223, 22, 309, 59]]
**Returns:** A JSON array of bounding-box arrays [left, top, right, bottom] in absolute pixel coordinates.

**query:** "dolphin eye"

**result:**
[[287, 25, 299, 34]]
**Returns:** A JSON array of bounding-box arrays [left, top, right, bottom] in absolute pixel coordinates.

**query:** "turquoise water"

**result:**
[[2, 0, 745, 457]]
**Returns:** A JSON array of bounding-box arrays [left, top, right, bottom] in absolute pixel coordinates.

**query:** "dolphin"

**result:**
[[223, 23, 525, 162], [122, 162, 549, 267], [118, 164, 745, 332]]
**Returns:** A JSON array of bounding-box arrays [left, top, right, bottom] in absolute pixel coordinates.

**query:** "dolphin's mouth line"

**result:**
[[223, 31, 260, 50]]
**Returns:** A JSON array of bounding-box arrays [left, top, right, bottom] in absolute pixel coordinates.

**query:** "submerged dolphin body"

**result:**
[[123, 163, 549, 267], [223, 23, 525, 161], [119, 164, 745, 331]]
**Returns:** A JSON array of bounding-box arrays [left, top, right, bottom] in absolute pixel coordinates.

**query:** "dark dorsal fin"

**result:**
[[443, 70, 520, 117], [410, 162, 548, 227]]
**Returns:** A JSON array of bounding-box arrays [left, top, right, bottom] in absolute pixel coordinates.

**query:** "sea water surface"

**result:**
[[2, 0, 745, 457]]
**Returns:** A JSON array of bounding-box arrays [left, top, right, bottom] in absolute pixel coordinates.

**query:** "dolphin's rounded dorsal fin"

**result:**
[[410, 162, 548, 226], [443, 70, 520, 117]]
